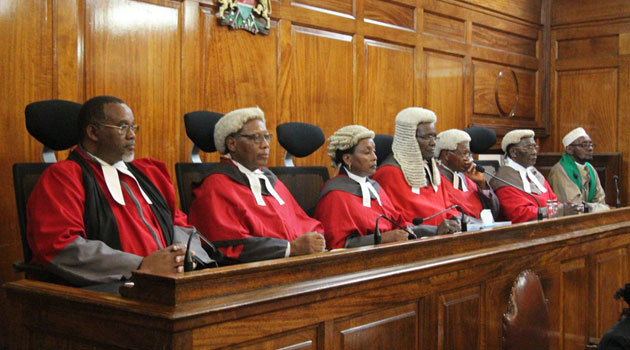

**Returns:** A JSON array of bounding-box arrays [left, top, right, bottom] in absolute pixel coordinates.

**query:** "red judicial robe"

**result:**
[[313, 175, 410, 249], [188, 159, 323, 263], [438, 168, 500, 220], [490, 164, 558, 223], [27, 148, 189, 285], [371, 158, 459, 225]]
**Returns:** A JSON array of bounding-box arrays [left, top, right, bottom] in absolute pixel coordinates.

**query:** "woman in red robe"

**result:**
[[314, 125, 411, 249]]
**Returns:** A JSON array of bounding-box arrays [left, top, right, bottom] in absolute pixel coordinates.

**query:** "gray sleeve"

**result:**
[[344, 233, 379, 248], [411, 225, 438, 237], [213, 237, 290, 263], [49, 236, 143, 286]]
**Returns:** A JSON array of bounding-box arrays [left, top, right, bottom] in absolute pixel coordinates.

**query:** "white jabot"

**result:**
[[345, 168, 381, 207], [423, 158, 440, 193], [89, 153, 152, 206], [505, 157, 547, 194], [453, 172, 469, 192], [232, 160, 285, 207]]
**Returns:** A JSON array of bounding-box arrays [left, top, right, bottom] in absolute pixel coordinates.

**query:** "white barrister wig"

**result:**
[[501, 129, 535, 153], [435, 129, 471, 157], [562, 127, 588, 147], [214, 107, 266, 154], [392, 107, 438, 188], [327, 125, 375, 166]]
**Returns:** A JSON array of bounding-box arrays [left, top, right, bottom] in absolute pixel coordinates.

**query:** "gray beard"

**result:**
[[122, 152, 135, 162]]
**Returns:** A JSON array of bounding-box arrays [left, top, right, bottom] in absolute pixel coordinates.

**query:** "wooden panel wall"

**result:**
[[549, 0, 630, 214], [8, 0, 615, 346]]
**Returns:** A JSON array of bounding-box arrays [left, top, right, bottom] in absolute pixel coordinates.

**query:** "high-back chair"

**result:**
[[269, 122, 328, 216], [503, 270, 550, 350], [374, 134, 393, 166], [13, 99, 81, 282], [175, 110, 223, 214]]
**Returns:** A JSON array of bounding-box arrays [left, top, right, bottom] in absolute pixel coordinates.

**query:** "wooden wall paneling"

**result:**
[[555, 68, 618, 152], [363, 0, 415, 31], [424, 50, 465, 131], [472, 61, 537, 122], [471, 24, 537, 58], [180, 1, 206, 163], [290, 0, 354, 17], [452, 0, 542, 25], [201, 12, 279, 164], [593, 247, 628, 338], [437, 285, 482, 350], [557, 35, 619, 60], [423, 10, 466, 43], [0, 0, 54, 347], [361, 40, 414, 135], [231, 327, 318, 350], [53, 0, 83, 102], [560, 258, 588, 350], [278, 25, 354, 168], [333, 303, 418, 350], [83, 0, 182, 174], [551, 0, 630, 27]]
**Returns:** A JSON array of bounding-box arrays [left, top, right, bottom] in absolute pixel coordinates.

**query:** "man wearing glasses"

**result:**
[[188, 107, 325, 264], [372, 107, 461, 234], [27, 95, 206, 286], [548, 127, 609, 213], [435, 129, 500, 220], [489, 129, 581, 223]]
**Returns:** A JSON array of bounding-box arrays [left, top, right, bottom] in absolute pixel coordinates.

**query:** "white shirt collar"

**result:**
[[85, 151, 152, 206], [345, 167, 381, 207], [231, 160, 285, 206], [505, 157, 547, 194]]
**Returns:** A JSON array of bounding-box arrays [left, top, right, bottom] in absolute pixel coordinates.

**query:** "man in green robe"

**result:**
[[548, 127, 609, 213]]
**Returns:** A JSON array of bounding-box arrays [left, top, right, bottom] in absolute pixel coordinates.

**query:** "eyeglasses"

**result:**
[[96, 123, 139, 135], [449, 149, 472, 159], [237, 133, 273, 144], [416, 134, 437, 142], [571, 142, 594, 149], [513, 144, 540, 152]]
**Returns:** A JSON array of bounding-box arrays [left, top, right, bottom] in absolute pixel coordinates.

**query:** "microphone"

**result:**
[[374, 214, 417, 242], [184, 230, 195, 272], [412, 204, 459, 225], [613, 175, 621, 208], [474, 162, 543, 220], [183, 230, 220, 272]]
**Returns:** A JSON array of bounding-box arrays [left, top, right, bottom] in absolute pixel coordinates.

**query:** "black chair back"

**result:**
[[13, 163, 52, 263], [374, 134, 393, 166], [269, 166, 329, 217], [175, 162, 221, 214]]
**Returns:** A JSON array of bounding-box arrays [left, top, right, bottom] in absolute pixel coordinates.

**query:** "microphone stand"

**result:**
[[614, 175, 621, 208], [475, 164, 543, 220]]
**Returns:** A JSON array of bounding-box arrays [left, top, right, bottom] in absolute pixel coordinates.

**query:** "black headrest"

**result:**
[[184, 110, 224, 153], [25, 99, 81, 150], [465, 126, 497, 154], [374, 134, 393, 165], [276, 122, 325, 157]]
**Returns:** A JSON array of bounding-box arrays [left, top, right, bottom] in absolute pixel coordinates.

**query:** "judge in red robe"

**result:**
[[313, 125, 412, 249], [27, 96, 195, 286], [489, 129, 582, 223], [188, 107, 325, 264], [371, 107, 461, 233], [435, 129, 500, 219]]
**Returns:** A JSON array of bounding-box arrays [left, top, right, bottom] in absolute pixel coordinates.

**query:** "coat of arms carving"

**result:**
[[217, 0, 272, 35]]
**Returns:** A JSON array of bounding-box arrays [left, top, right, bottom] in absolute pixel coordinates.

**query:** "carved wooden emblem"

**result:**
[[217, 0, 271, 35], [495, 68, 519, 118]]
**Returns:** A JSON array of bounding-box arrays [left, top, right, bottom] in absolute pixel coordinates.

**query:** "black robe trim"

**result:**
[[68, 150, 173, 250]]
